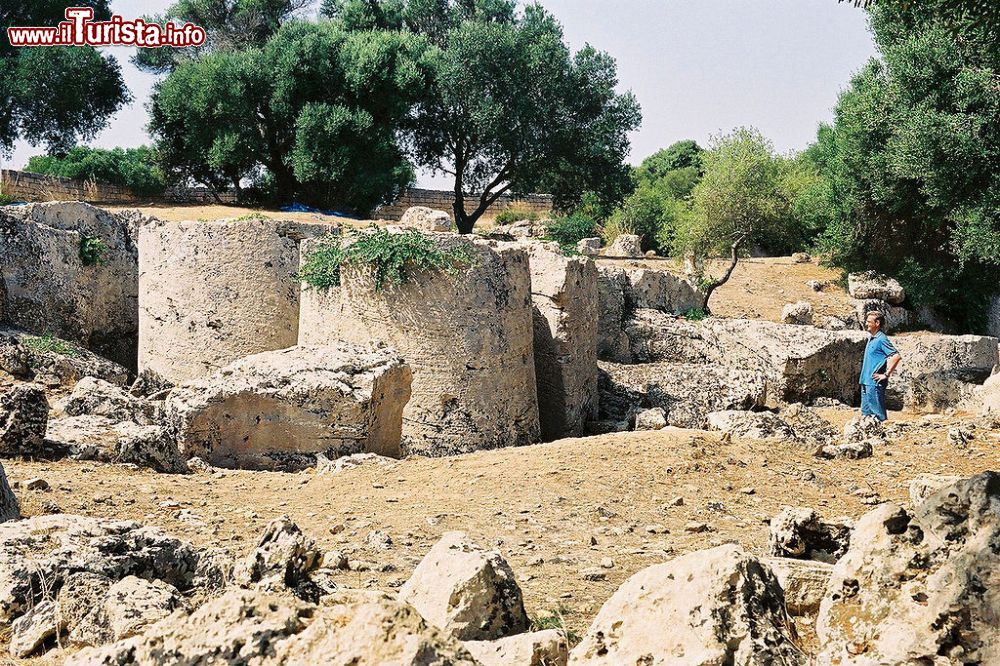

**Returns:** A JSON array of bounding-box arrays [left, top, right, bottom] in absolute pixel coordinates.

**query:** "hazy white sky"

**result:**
[[3, 0, 877, 188]]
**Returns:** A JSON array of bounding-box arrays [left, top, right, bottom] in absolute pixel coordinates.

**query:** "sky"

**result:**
[[2, 0, 878, 189]]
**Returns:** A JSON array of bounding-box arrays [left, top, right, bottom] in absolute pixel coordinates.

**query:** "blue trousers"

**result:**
[[860, 383, 888, 421]]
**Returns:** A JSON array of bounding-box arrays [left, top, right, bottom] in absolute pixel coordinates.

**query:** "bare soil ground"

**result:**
[[5, 407, 997, 663]]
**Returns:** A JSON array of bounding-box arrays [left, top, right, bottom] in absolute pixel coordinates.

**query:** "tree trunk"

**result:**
[[701, 235, 747, 313]]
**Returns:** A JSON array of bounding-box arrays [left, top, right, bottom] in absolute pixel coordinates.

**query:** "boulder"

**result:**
[[907, 473, 963, 508], [843, 414, 885, 445], [399, 206, 453, 232], [493, 219, 547, 238], [606, 233, 643, 258], [848, 271, 905, 304], [599, 362, 766, 430], [0, 383, 49, 456], [779, 403, 841, 449], [58, 572, 114, 645], [128, 368, 173, 399], [465, 629, 568, 666], [633, 407, 666, 431], [763, 557, 833, 616], [852, 298, 911, 331], [781, 301, 814, 326], [399, 531, 529, 641], [63, 376, 156, 425], [792, 252, 811, 263], [576, 237, 601, 256], [67, 589, 478, 666], [768, 507, 852, 564], [164, 344, 411, 470], [817, 473, 1000, 665], [2, 326, 130, 388], [71, 576, 186, 645], [569, 544, 806, 665], [44, 415, 186, 473], [0, 332, 30, 379], [621, 268, 704, 314], [0, 460, 18, 522], [707, 410, 797, 443], [596, 267, 631, 362], [299, 234, 540, 457], [0, 514, 200, 625], [0, 203, 139, 369], [974, 372, 1000, 418], [138, 217, 335, 384], [233, 517, 321, 596], [9, 599, 61, 657], [888, 333, 999, 412], [512, 242, 598, 440]]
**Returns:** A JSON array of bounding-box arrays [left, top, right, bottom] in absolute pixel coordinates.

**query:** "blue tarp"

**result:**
[[279, 202, 359, 219]]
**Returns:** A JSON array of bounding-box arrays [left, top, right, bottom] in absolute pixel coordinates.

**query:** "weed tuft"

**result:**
[[79, 234, 107, 266], [23, 334, 78, 357]]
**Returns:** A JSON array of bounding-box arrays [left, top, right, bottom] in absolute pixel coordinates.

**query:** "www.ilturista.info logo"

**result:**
[[6, 7, 206, 48]]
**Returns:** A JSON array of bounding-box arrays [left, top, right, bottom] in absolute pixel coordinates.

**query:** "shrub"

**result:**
[[79, 234, 107, 266], [543, 215, 598, 254], [25, 145, 167, 196], [494, 206, 539, 226], [0, 194, 13, 206], [23, 334, 78, 357], [299, 226, 471, 292], [682, 307, 709, 321]]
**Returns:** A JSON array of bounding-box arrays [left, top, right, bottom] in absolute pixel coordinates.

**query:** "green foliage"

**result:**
[[23, 334, 78, 357], [634, 140, 703, 190], [543, 214, 599, 254], [812, 1, 1000, 331], [682, 307, 710, 322], [604, 181, 688, 254], [530, 606, 581, 646], [329, 0, 641, 232], [149, 21, 429, 213], [1, 1, 129, 156], [78, 234, 107, 266], [494, 207, 539, 225], [24, 146, 167, 195], [0, 194, 13, 206], [299, 227, 471, 292]]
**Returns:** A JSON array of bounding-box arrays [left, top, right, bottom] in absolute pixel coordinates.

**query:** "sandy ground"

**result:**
[[5, 407, 997, 663]]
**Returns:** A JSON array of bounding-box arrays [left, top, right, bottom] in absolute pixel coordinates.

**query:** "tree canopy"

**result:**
[[1, 1, 129, 157], [325, 0, 641, 232], [148, 20, 431, 212], [25, 145, 166, 195]]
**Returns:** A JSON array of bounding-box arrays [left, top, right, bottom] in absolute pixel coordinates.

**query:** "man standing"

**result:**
[[860, 311, 902, 421]]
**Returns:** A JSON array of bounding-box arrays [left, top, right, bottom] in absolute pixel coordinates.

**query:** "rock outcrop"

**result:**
[[0, 461, 17, 522], [63, 377, 156, 425], [399, 531, 529, 641], [0, 383, 49, 456], [816, 472, 1000, 665], [888, 333, 998, 411], [570, 544, 806, 665], [165, 344, 412, 470], [299, 233, 540, 457], [768, 507, 852, 563], [0, 203, 139, 369], [763, 557, 833, 616], [848, 271, 905, 304], [781, 301, 814, 326], [399, 206, 453, 232]]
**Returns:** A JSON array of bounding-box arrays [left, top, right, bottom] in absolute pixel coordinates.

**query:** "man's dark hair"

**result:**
[[866, 310, 886, 330]]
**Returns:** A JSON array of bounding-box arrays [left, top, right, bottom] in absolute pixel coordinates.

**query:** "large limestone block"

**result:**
[[0, 460, 18, 522], [848, 271, 905, 304], [299, 233, 539, 457], [0, 203, 139, 369], [599, 361, 766, 430], [399, 206, 453, 232], [763, 557, 833, 616], [0, 383, 49, 456], [851, 298, 911, 331], [0, 514, 200, 625], [165, 344, 411, 470], [508, 241, 598, 440], [399, 531, 529, 641], [569, 544, 807, 665], [974, 372, 1000, 418], [465, 629, 568, 666], [817, 473, 1000, 665], [138, 218, 335, 384], [596, 267, 630, 362], [623, 267, 704, 313], [888, 333, 998, 411], [68, 589, 478, 666], [606, 233, 643, 257]]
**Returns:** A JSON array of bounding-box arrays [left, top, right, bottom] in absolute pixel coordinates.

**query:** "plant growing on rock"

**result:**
[[78, 234, 108, 266], [300, 227, 471, 292]]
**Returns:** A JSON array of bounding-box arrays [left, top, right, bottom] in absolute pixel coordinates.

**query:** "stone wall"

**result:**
[[374, 188, 554, 222], [1, 169, 236, 205], [138, 218, 337, 384]]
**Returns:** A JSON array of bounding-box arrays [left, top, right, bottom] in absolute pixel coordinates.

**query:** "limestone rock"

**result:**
[[633, 407, 666, 431], [63, 376, 156, 425], [819, 439, 873, 460], [0, 514, 200, 625], [817, 473, 1000, 665], [128, 368, 173, 399], [606, 233, 643, 258], [0, 383, 49, 456], [621, 268, 704, 314], [889, 333, 998, 412], [44, 415, 186, 473], [768, 507, 852, 564], [763, 557, 833, 616], [139, 217, 334, 384], [707, 410, 797, 443], [165, 344, 411, 470], [68, 589, 478, 666], [400, 206, 453, 232], [67, 576, 185, 646], [0, 333, 31, 379], [974, 372, 1000, 418], [494, 219, 547, 238], [1, 460, 18, 522], [59, 572, 114, 646], [114, 423, 187, 473], [843, 414, 885, 445], [907, 474, 963, 508], [315, 451, 397, 475], [465, 629, 568, 666], [300, 233, 539, 457], [512, 241, 598, 439], [233, 517, 321, 595], [3, 326, 129, 388], [9, 599, 62, 657], [852, 298, 911, 332], [596, 267, 631, 362], [0, 203, 139, 369], [399, 531, 529, 641], [848, 271, 905, 304], [779, 403, 840, 449], [792, 252, 811, 263], [576, 237, 601, 256], [570, 544, 806, 665], [781, 301, 814, 326]]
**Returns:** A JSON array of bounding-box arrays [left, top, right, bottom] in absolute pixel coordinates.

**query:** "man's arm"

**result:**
[[873, 352, 902, 382]]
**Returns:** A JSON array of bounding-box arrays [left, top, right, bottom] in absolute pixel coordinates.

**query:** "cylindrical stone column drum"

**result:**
[[299, 234, 540, 456], [139, 218, 333, 384]]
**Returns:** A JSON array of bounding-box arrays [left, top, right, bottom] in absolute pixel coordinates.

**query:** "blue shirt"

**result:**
[[860, 331, 898, 386]]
